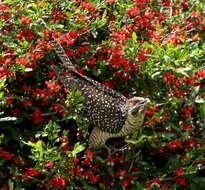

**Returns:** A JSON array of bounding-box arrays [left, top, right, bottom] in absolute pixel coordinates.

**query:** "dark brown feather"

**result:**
[[49, 65, 127, 133]]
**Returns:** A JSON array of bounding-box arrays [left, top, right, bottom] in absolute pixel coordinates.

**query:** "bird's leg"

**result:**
[[108, 143, 130, 156]]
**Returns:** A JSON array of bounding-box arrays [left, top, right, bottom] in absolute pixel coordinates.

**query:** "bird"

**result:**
[[47, 36, 150, 148]]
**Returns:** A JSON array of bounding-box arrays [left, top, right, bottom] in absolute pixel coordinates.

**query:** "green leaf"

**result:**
[[71, 143, 85, 156], [23, 140, 43, 150], [195, 98, 205, 103], [0, 92, 4, 99], [63, 113, 74, 120], [192, 177, 205, 186], [125, 135, 147, 144], [0, 134, 4, 144], [0, 76, 6, 89], [19, 40, 30, 48], [23, 140, 36, 147], [132, 32, 137, 41], [92, 68, 102, 76], [8, 179, 14, 190], [102, 9, 107, 20], [174, 66, 192, 77], [151, 71, 162, 79], [200, 102, 205, 119], [5, 42, 16, 48], [0, 159, 5, 166], [190, 86, 200, 99], [32, 3, 38, 10], [82, 184, 98, 190], [91, 30, 98, 38], [36, 140, 43, 150], [0, 117, 17, 121]]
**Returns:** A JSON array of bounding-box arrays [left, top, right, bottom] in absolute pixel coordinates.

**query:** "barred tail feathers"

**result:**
[[48, 64, 62, 76], [48, 64, 75, 90], [51, 38, 76, 72], [51, 38, 126, 102], [46, 25, 127, 103], [38, 19, 75, 71]]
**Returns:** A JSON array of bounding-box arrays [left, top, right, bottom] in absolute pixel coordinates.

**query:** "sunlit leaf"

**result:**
[[71, 143, 85, 156], [0, 76, 6, 89], [0, 134, 4, 144], [0, 92, 4, 99], [102, 9, 107, 20], [125, 135, 147, 144], [195, 98, 205, 103], [174, 66, 193, 77], [190, 86, 200, 99], [0, 117, 17, 121], [132, 32, 137, 41]]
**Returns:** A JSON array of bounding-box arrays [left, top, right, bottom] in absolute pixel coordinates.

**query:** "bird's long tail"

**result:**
[[39, 18, 127, 103], [50, 38, 76, 72], [48, 64, 76, 90], [39, 18, 75, 71]]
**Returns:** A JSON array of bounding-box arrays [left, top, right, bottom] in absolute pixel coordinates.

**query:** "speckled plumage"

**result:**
[[48, 37, 150, 147], [49, 64, 127, 134]]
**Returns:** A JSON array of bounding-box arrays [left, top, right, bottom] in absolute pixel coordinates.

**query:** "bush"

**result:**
[[0, 0, 205, 189]]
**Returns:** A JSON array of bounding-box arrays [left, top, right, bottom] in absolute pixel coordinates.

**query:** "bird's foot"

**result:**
[[105, 143, 130, 156]]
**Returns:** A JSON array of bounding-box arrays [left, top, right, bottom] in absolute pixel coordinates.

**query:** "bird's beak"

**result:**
[[132, 98, 150, 115]]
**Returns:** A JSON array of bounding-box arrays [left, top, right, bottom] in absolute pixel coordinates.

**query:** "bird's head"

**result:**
[[126, 97, 150, 126]]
